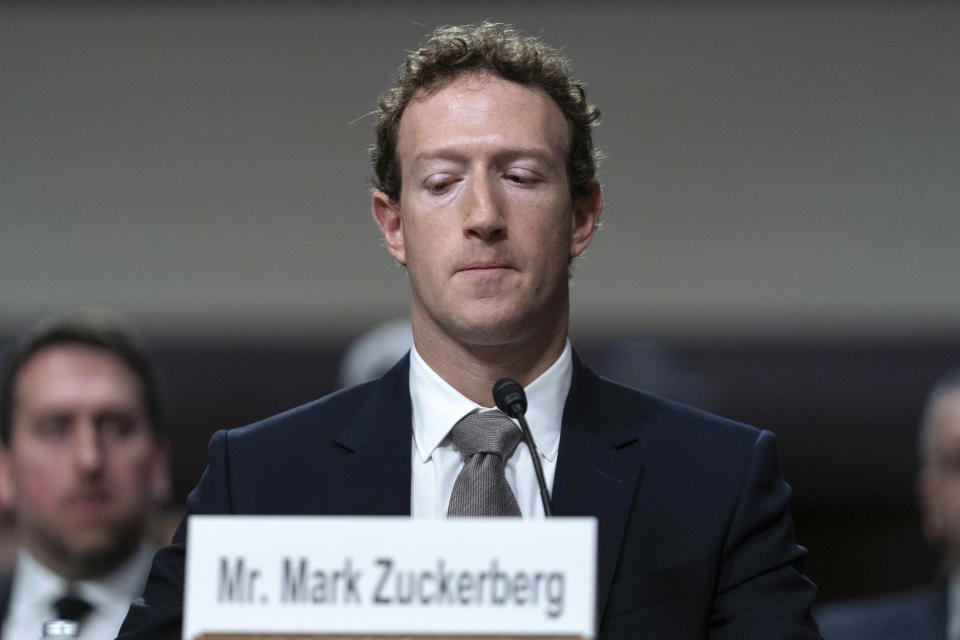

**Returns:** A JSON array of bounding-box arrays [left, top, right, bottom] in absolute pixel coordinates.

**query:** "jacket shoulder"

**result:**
[[574, 363, 764, 453], [223, 353, 410, 453], [187, 356, 411, 514], [228, 378, 378, 444]]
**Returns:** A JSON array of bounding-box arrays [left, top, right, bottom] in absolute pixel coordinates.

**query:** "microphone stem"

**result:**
[[516, 413, 553, 517]]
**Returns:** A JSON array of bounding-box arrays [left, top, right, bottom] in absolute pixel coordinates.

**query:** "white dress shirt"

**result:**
[[3, 544, 154, 640], [409, 341, 572, 518]]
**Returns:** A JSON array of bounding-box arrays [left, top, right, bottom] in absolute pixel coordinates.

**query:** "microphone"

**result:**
[[493, 378, 553, 517]]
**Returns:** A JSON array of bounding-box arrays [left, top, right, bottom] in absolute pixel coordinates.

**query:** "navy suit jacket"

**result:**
[[117, 353, 820, 639], [815, 584, 946, 640]]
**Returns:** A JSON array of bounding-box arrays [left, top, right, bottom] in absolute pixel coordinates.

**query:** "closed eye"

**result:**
[[504, 169, 541, 186], [425, 174, 458, 195]]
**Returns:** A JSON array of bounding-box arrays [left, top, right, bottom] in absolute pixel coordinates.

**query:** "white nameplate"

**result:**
[[184, 516, 596, 640]]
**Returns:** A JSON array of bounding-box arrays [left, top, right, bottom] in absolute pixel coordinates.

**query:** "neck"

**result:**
[[412, 316, 569, 407]]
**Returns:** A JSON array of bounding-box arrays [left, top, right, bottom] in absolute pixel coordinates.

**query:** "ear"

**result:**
[[570, 180, 603, 259], [148, 439, 172, 506], [372, 191, 407, 266]]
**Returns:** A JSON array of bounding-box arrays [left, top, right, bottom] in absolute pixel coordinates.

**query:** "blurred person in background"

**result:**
[[0, 310, 170, 639], [817, 368, 960, 639], [337, 317, 413, 388]]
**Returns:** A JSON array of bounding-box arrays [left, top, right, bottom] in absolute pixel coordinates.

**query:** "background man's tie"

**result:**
[[447, 409, 523, 516], [53, 592, 94, 622]]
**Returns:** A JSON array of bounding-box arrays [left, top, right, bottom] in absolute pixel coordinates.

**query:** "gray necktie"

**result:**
[[447, 409, 523, 517]]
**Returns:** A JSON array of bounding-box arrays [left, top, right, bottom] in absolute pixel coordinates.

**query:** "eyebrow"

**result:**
[[411, 146, 561, 166]]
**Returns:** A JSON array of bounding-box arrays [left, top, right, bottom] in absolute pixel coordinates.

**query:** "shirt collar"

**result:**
[[410, 341, 572, 463], [10, 548, 64, 615]]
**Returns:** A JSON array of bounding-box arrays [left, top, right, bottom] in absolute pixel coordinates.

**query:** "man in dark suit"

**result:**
[[816, 369, 960, 640], [0, 310, 170, 639], [117, 22, 820, 639]]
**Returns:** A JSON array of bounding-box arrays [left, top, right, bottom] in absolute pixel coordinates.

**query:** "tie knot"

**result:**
[[450, 409, 522, 460], [53, 593, 94, 622]]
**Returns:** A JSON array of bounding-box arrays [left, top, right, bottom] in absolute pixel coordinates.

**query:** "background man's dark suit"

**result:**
[[118, 354, 819, 639], [0, 576, 10, 635]]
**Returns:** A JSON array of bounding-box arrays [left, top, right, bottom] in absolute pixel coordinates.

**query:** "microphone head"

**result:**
[[493, 378, 527, 418]]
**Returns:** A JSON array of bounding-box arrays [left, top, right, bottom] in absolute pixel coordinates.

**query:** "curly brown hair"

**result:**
[[371, 21, 601, 203]]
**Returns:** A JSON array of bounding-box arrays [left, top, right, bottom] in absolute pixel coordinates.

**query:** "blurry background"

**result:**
[[2, 0, 958, 604]]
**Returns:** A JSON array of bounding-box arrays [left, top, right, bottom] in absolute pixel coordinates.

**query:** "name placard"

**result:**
[[184, 516, 597, 640]]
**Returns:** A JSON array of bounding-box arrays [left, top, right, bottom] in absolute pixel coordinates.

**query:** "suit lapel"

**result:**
[[325, 356, 413, 516], [551, 354, 644, 625]]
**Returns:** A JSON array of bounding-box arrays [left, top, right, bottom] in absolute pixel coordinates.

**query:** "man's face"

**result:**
[[373, 72, 601, 350], [0, 343, 169, 578], [919, 389, 960, 567]]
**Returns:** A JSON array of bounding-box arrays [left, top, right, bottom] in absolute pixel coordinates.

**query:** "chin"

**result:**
[[63, 529, 143, 578], [68, 517, 144, 552], [452, 315, 534, 347]]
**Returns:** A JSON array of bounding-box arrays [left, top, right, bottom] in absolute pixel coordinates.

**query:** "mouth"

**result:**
[[458, 261, 512, 273], [66, 490, 111, 510]]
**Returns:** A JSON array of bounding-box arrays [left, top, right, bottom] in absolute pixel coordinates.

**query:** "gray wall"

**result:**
[[2, 2, 958, 342]]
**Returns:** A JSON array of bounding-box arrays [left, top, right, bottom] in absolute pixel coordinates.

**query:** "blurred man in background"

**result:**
[[337, 317, 412, 388], [0, 310, 170, 639], [817, 368, 960, 639]]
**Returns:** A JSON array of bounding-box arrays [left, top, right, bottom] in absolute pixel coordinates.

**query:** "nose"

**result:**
[[463, 173, 506, 242], [74, 421, 105, 473]]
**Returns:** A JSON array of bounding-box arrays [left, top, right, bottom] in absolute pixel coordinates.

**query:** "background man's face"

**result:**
[[374, 72, 600, 350], [1, 343, 169, 578], [920, 389, 960, 567]]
